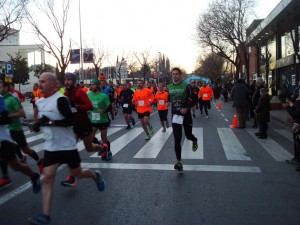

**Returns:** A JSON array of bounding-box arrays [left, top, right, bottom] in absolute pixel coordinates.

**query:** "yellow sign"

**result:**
[[4, 76, 12, 82]]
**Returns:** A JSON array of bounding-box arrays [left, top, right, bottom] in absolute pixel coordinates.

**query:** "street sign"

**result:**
[[5, 62, 13, 77]]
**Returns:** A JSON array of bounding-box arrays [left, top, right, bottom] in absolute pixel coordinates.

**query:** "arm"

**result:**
[[0, 110, 12, 125], [54, 97, 74, 126], [76, 90, 93, 111], [9, 107, 25, 118]]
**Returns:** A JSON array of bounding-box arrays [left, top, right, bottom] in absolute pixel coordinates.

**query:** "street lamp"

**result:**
[[79, 0, 83, 82]]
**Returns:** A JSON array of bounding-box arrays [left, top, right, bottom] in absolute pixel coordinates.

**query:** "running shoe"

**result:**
[[28, 213, 51, 225], [97, 143, 108, 156], [37, 158, 44, 174], [0, 177, 12, 187], [174, 161, 183, 171], [126, 125, 131, 129], [149, 126, 154, 135], [192, 138, 198, 152], [206, 116, 209, 119], [145, 134, 151, 140], [162, 128, 166, 132], [132, 118, 136, 126], [94, 170, 105, 192], [105, 151, 112, 161], [32, 173, 41, 194], [60, 176, 77, 187]]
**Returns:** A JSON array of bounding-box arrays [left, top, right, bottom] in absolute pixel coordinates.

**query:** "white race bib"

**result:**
[[43, 127, 53, 140], [123, 103, 129, 108], [203, 93, 208, 97], [172, 114, 184, 124], [159, 100, 165, 105], [92, 112, 101, 121], [138, 100, 145, 106]]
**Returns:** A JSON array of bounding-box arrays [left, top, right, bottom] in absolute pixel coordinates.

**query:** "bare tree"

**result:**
[[0, 0, 29, 43], [133, 50, 155, 82], [196, 0, 254, 82], [25, 0, 72, 83]]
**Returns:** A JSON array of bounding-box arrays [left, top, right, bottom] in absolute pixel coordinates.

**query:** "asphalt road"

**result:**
[[0, 99, 300, 225]]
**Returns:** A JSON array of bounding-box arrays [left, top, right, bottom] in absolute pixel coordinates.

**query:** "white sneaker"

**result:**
[[206, 116, 209, 119]]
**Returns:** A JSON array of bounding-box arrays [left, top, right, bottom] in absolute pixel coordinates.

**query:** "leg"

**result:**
[[172, 122, 183, 161]]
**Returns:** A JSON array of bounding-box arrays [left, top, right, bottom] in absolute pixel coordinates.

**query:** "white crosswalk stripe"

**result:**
[[23, 126, 293, 162], [134, 127, 173, 158], [218, 128, 251, 160], [182, 128, 204, 159]]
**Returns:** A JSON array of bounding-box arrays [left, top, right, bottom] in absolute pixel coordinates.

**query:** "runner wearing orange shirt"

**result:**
[[155, 83, 169, 132], [198, 81, 213, 118], [133, 80, 154, 140]]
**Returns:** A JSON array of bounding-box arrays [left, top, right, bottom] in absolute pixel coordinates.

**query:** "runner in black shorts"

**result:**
[[119, 83, 136, 129]]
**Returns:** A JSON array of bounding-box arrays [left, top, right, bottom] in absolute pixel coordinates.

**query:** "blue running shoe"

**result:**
[[28, 213, 51, 225], [32, 173, 41, 194], [94, 170, 105, 192]]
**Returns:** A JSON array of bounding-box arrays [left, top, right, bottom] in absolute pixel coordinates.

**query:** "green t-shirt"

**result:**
[[3, 93, 23, 131], [88, 91, 110, 124], [168, 81, 188, 115]]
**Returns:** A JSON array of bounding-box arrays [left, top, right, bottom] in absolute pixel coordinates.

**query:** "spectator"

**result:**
[[255, 88, 271, 139]]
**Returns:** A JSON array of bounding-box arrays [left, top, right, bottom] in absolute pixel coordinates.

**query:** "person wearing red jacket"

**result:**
[[60, 73, 107, 187], [155, 83, 169, 132], [198, 81, 214, 119]]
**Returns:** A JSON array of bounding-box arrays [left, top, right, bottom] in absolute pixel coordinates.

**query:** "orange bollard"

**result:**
[[217, 101, 222, 110], [231, 115, 238, 128]]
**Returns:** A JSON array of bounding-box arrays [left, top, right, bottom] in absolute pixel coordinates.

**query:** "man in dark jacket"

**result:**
[[231, 79, 249, 128], [255, 88, 271, 139], [252, 77, 265, 128]]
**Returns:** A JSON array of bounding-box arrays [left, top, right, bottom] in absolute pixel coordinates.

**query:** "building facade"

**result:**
[[246, 0, 300, 96]]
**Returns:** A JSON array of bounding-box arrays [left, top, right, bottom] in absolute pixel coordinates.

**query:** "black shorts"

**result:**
[[73, 121, 93, 139], [122, 104, 133, 114], [10, 130, 28, 148], [138, 111, 150, 119], [202, 100, 211, 109], [92, 122, 109, 131], [43, 150, 81, 169], [158, 110, 168, 121], [0, 141, 18, 161]]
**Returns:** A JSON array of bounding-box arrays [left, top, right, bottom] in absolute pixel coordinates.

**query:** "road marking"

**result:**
[[90, 128, 144, 157], [134, 128, 172, 158], [182, 128, 204, 159], [82, 162, 261, 173], [218, 128, 251, 160], [246, 129, 293, 161], [274, 129, 293, 142]]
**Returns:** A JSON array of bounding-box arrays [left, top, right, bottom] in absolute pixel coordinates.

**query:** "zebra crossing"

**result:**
[[22, 125, 293, 163]]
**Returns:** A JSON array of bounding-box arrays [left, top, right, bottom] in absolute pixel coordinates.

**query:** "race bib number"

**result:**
[[138, 100, 145, 106], [92, 112, 101, 121], [172, 114, 184, 124], [203, 93, 208, 97], [159, 100, 165, 105], [42, 127, 53, 140], [123, 103, 129, 108], [71, 107, 77, 113]]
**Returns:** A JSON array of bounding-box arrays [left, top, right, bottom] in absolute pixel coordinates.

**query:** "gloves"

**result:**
[[38, 115, 51, 126]]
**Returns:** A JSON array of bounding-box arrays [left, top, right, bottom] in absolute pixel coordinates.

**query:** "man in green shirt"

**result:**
[[168, 68, 198, 171], [88, 79, 112, 160], [1, 82, 42, 169]]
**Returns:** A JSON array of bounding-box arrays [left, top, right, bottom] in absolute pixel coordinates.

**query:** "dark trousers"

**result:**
[[172, 112, 197, 161], [293, 132, 300, 159], [236, 106, 246, 128], [259, 121, 268, 136]]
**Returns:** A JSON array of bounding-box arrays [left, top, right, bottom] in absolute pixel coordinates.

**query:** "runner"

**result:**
[[0, 82, 41, 193], [155, 83, 169, 132], [133, 80, 154, 140], [28, 73, 105, 225], [189, 81, 199, 118], [168, 68, 198, 171], [119, 83, 135, 129], [60, 73, 108, 187], [198, 81, 213, 119], [0, 82, 42, 172], [88, 79, 112, 161]]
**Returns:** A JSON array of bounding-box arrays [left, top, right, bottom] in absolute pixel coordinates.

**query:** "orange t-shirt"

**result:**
[[155, 91, 169, 111], [133, 88, 154, 113], [198, 86, 213, 100], [32, 89, 43, 102]]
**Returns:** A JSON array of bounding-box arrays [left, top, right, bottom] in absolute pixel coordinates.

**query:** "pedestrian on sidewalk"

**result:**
[[255, 88, 271, 139], [283, 93, 300, 168]]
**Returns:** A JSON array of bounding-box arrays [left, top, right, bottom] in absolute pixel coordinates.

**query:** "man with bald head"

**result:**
[[28, 73, 105, 225]]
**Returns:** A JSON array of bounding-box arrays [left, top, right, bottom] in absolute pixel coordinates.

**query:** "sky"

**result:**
[[20, 0, 282, 73]]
